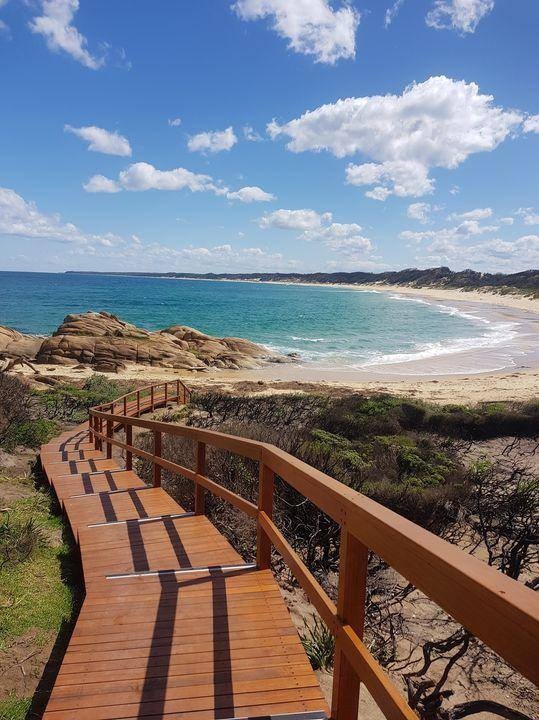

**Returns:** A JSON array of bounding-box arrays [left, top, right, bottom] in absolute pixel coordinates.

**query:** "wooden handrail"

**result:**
[[89, 380, 539, 720]]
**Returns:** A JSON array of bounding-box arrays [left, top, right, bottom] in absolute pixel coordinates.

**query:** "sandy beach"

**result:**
[[15, 283, 538, 404]]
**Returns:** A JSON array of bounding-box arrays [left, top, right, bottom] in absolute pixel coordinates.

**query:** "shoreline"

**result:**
[[16, 361, 539, 405], [168, 275, 539, 316], [5, 277, 539, 403]]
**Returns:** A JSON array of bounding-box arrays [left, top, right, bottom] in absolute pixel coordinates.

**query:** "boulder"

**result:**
[[0, 326, 42, 360], [27, 311, 290, 371]]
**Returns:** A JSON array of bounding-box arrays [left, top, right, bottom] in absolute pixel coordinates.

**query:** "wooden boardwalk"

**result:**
[[40, 425, 329, 720]]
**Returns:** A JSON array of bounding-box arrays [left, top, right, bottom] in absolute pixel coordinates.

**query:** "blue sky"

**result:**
[[0, 0, 538, 274]]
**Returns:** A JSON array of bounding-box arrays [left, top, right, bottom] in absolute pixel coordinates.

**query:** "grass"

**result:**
[[299, 615, 335, 671], [0, 695, 31, 720], [0, 493, 75, 649]]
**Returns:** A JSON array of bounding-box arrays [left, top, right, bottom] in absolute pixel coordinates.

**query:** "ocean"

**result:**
[[0, 271, 526, 375]]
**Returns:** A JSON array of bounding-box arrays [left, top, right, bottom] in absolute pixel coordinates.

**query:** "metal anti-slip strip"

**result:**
[[220, 714, 327, 720], [106, 562, 258, 580], [68, 485, 151, 499], [87, 511, 195, 528]]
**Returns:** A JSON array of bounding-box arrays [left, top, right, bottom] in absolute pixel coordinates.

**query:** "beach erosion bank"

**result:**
[[10, 283, 538, 405]]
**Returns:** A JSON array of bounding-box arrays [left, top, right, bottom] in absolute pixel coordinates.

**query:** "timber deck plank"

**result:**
[[40, 425, 328, 720]]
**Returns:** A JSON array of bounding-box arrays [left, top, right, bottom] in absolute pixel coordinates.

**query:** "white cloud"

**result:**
[[407, 202, 435, 224], [226, 186, 275, 203], [259, 208, 332, 231], [0, 186, 123, 246], [449, 185, 460, 195], [384, 0, 405, 28], [426, 0, 494, 34], [243, 125, 263, 142], [168, 117, 182, 127], [0, 18, 10, 38], [187, 126, 237, 154], [88, 161, 271, 203], [401, 220, 499, 245], [523, 115, 539, 134], [64, 124, 132, 156], [83, 175, 121, 194], [500, 217, 514, 226], [259, 208, 374, 259], [269, 76, 523, 199], [117, 162, 218, 193], [450, 207, 493, 221], [29, 0, 104, 69], [516, 208, 539, 226], [422, 234, 539, 272], [0, 187, 297, 272], [347, 160, 434, 198], [232, 0, 359, 65]]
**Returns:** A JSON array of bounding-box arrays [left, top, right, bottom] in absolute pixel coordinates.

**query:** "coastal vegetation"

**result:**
[[66, 266, 539, 297], [0, 375, 537, 719], [135, 390, 538, 720]]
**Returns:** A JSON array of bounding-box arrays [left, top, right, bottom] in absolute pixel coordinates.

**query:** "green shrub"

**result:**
[[0, 514, 47, 570], [38, 375, 133, 423], [3, 419, 58, 450]]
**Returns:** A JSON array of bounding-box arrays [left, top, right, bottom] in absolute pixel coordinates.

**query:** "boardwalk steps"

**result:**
[[38, 380, 539, 720], [40, 425, 329, 719]]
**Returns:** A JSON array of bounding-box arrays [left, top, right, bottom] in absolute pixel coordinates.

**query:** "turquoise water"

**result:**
[[0, 272, 514, 370]]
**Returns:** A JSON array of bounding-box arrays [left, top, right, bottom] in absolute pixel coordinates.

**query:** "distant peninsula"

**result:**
[[66, 266, 539, 296]]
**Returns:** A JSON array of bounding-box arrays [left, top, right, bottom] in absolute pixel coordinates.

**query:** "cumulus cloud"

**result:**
[[516, 208, 539, 226], [64, 124, 132, 156], [118, 162, 217, 193], [225, 186, 275, 203], [259, 208, 333, 231], [243, 125, 263, 142], [168, 117, 182, 127], [407, 202, 436, 224], [426, 0, 494, 34], [523, 115, 539, 134], [422, 234, 539, 272], [500, 217, 514, 226], [450, 207, 493, 221], [259, 208, 374, 258], [187, 126, 237, 154], [0, 186, 123, 246], [384, 0, 405, 28], [269, 76, 523, 199], [232, 0, 359, 65], [83, 162, 274, 203], [29, 0, 104, 69], [0, 186, 296, 272], [83, 175, 121, 194]]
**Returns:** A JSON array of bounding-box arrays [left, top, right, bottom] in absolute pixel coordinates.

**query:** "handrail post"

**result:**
[[164, 382, 168, 405], [88, 413, 93, 444], [331, 530, 368, 720], [97, 417, 103, 451], [123, 396, 127, 416], [257, 463, 275, 570], [195, 441, 206, 515], [106, 419, 113, 460], [94, 416, 100, 450], [150, 386, 154, 412], [183, 383, 187, 404], [153, 430, 162, 487], [176, 379, 180, 403], [125, 423, 132, 471], [136, 390, 140, 416]]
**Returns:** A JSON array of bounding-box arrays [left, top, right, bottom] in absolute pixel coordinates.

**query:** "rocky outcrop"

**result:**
[[0, 326, 42, 360], [0, 311, 286, 372]]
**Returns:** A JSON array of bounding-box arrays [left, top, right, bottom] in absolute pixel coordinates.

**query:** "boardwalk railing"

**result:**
[[89, 380, 538, 720]]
